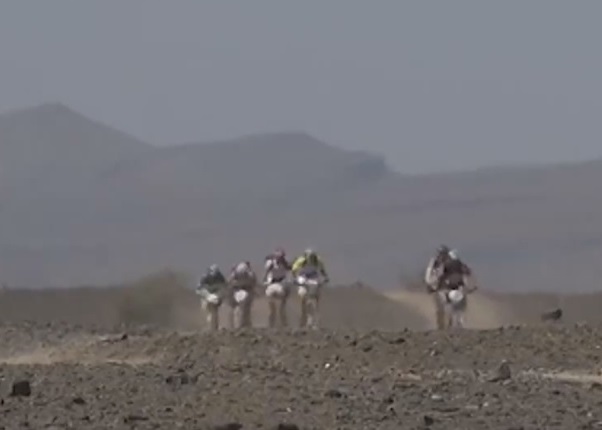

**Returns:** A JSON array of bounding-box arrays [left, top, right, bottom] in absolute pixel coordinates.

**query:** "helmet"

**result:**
[[234, 262, 248, 274], [274, 247, 285, 259], [437, 244, 450, 254], [209, 264, 219, 273], [304, 248, 318, 264], [448, 249, 459, 260]]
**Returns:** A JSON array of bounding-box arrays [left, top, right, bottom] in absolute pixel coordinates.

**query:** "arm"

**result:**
[[263, 259, 273, 282], [318, 258, 329, 280], [291, 257, 303, 276], [197, 274, 208, 289], [215, 272, 226, 285], [227, 269, 236, 284], [460, 261, 472, 276], [462, 263, 478, 292]]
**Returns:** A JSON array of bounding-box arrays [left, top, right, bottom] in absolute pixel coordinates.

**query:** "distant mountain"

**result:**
[[96, 131, 390, 209], [0, 103, 150, 194], [1, 103, 602, 292]]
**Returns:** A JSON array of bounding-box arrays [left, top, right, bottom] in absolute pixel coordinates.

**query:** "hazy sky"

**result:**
[[1, 1, 601, 174]]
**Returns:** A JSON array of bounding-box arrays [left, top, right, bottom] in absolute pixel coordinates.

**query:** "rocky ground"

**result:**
[[1, 321, 602, 430]]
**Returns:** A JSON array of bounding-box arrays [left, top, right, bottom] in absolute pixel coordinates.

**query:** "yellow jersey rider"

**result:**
[[292, 248, 329, 282]]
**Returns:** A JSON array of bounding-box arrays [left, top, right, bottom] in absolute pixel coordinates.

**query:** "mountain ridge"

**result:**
[[1, 102, 602, 292]]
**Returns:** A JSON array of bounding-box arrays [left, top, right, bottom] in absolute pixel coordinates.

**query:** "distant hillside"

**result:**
[[0, 103, 150, 194], [1, 103, 602, 292], [96, 131, 389, 207]]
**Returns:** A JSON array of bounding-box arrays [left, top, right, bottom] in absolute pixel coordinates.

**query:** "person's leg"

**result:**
[[279, 297, 288, 327]]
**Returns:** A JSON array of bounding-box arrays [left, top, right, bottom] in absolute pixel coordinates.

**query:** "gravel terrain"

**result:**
[[1, 321, 602, 430]]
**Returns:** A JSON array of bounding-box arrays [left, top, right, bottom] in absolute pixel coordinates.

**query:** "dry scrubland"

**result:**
[[1, 274, 602, 428]]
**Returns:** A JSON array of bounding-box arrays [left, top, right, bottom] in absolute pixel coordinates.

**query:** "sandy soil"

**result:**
[[382, 289, 515, 330]]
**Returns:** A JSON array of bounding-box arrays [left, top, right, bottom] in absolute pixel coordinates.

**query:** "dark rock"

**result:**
[[273, 424, 299, 430], [381, 394, 395, 404], [72, 396, 86, 405], [541, 308, 563, 322], [324, 388, 345, 398], [123, 414, 148, 423], [10, 380, 31, 397], [165, 372, 197, 386], [388, 336, 406, 344], [213, 423, 243, 430], [489, 360, 512, 382], [423, 415, 435, 426]]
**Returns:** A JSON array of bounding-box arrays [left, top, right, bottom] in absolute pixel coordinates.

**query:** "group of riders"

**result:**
[[196, 247, 329, 330], [195, 244, 476, 331]]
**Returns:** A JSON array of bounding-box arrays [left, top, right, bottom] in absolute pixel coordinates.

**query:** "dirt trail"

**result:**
[[383, 289, 516, 329], [199, 284, 431, 331], [0, 283, 430, 331], [0, 330, 162, 366]]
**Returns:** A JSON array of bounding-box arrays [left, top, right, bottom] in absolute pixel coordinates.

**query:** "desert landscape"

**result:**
[[0, 273, 602, 429], [4, 2, 602, 427], [2, 103, 602, 428]]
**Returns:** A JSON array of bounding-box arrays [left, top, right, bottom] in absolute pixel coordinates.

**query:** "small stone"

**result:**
[[389, 336, 406, 344], [10, 380, 31, 397], [165, 372, 196, 386], [213, 424, 243, 430], [541, 308, 562, 322], [381, 394, 394, 404], [423, 415, 435, 426], [324, 388, 345, 398], [123, 415, 148, 423], [273, 424, 299, 430], [72, 397, 86, 405], [489, 360, 511, 382]]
